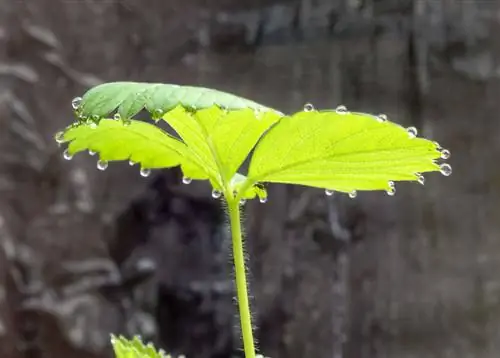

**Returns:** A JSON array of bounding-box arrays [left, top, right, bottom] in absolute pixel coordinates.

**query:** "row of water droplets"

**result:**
[[56, 97, 152, 177], [302, 102, 452, 198], [64, 97, 271, 203]]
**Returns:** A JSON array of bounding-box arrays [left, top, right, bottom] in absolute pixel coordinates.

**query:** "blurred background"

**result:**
[[0, 0, 496, 357]]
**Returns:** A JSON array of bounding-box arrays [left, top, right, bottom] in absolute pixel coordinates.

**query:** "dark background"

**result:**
[[0, 1, 497, 358]]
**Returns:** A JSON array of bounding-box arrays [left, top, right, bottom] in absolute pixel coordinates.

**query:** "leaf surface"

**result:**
[[248, 110, 442, 193], [61, 119, 209, 180], [78, 81, 278, 119], [111, 334, 170, 358]]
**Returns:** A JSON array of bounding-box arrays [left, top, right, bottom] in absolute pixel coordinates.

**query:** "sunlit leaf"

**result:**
[[111, 334, 172, 358], [247, 110, 443, 194], [60, 119, 209, 180]]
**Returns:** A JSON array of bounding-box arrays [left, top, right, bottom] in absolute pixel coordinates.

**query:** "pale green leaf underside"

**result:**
[[248, 111, 441, 193], [79, 81, 278, 119], [111, 334, 171, 358]]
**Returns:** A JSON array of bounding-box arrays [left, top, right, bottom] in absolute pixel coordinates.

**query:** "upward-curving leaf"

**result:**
[[77, 81, 279, 120], [247, 110, 446, 195]]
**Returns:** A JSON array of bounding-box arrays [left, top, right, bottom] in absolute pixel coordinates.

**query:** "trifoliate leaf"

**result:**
[[77, 81, 278, 119], [161, 105, 282, 186], [247, 110, 443, 194], [111, 334, 171, 358]]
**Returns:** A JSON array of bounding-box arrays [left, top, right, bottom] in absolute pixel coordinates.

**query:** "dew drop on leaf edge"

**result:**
[[88, 150, 96, 156], [71, 96, 82, 110], [440, 163, 452, 176], [113, 113, 121, 121], [406, 126, 418, 138], [97, 160, 108, 171], [386, 181, 396, 196], [335, 105, 348, 114], [303, 103, 314, 112], [63, 149, 73, 160], [55, 131, 65, 143], [259, 197, 268, 203], [348, 190, 357, 199], [140, 168, 151, 177], [440, 149, 451, 160], [416, 173, 425, 185], [129, 160, 135, 166], [377, 114, 387, 122], [325, 189, 334, 196], [182, 176, 192, 185], [211, 189, 222, 199]]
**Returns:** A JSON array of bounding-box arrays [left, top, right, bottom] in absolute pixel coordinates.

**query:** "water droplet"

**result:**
[[377, 114, 387, 122], [182, 176, 192, 185], [259, 197, 268, 203], [440, 149, 451, 160], [406, 126, 418, 138], [416, 173, 425, 185], [54, 131, 65, 143], [211, 189, 222, 199], [97, 160, 108, 171], [140, 168, 151, 177], [335, 105, 348, 114], [386, 181, 396, 196], [440, 163, 452, 176], [89, 121, 97, 129], [348, 190, 357, 199], [113, 113, 121, 121], [239, 199, 247, 206], [153, 109, 163, 118], [63, 149, 73, 160], [128, 160, 135, 166], [325, 189, 334, 196], [303, 103, 315, 112], [433, 141, 442, 150], [71, 97, 82, 110], [88, 150, 96, 156]]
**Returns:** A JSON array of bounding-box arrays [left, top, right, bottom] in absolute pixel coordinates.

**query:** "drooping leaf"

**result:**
[[77, 81, 279, 120], [111, 334, 172, 358], [247, 110, 444, 194], [59, 119, 210, 180]]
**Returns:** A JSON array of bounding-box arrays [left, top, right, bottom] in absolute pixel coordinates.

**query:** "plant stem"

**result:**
[[227, 198, 255, 358]]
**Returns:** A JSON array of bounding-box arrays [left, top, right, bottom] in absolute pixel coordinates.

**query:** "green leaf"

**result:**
[[160, 105, 282, 186], [247, 110, 443, 194], [77, 81, 278, 119], [60, 119, 209, 180], [110, 334, 172, 358]]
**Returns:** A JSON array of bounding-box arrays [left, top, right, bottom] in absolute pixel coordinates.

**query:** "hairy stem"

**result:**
[[227, 198, 255, 358]]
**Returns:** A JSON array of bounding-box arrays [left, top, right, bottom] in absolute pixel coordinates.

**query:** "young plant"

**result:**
[[55, 82, 452, 358]]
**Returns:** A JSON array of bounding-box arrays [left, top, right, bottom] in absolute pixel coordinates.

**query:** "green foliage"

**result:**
[[247, 110, 442, 194], [57, 82, 451, 358], [76, 81, 277, 120], [110, 335, 171, 358], [57, 82, 449, 201]]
